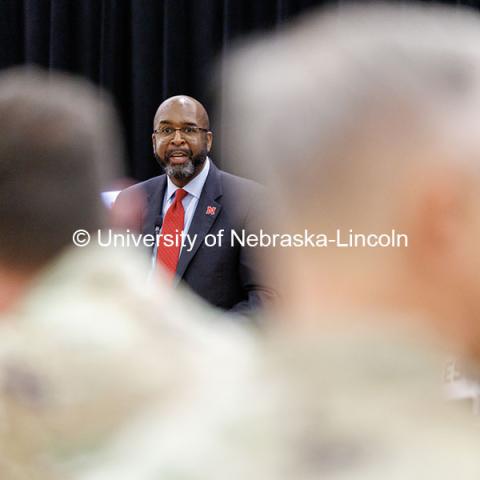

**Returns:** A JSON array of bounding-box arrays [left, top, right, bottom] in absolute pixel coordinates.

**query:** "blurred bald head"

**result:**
[[225, 5, 480, 227], [0, 67, 123, 271], [223, 4, 480, 355]]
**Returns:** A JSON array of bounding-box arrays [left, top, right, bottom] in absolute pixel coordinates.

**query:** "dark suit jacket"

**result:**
[[117, 162, 270, 314]]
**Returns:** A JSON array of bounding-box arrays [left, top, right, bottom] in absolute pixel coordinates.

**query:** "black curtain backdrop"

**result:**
[[1, 0, 479, 181]]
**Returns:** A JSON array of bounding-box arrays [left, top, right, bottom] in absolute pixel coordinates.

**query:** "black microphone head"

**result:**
[[154, 214, 163, 229]]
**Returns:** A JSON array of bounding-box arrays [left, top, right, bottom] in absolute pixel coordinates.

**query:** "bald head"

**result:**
[[153, 95, 209, 131]]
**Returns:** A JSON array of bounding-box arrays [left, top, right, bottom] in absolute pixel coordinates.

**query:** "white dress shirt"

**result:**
[[162, 157, 210, 243]]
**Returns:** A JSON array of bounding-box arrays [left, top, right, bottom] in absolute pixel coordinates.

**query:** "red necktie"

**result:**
[[156, 188, 188, 278]]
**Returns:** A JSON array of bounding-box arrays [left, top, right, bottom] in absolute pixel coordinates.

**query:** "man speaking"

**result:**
[[116, 95, 270, 314]]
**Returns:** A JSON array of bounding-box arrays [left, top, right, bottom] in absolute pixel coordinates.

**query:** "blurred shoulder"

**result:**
[[218, 168, 263, 195], [118, 175, 165, 197]]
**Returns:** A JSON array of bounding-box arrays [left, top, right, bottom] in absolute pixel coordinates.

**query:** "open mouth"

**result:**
[[168, 150, 191, 164]]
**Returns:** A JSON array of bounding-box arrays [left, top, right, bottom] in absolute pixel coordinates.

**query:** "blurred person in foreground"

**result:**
[[7, 5, 480, 480], [219, 2, 480, 477], [0, 68, 253, 479]]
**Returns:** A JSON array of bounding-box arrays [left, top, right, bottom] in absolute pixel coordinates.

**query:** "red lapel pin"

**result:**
[[206, 206, 216, 216]]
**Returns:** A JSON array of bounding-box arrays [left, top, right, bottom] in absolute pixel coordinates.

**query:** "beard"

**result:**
[[156, 148, 208, 181]]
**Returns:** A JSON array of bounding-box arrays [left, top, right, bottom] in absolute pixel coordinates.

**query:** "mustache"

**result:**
[[166, 148, 192, 159]]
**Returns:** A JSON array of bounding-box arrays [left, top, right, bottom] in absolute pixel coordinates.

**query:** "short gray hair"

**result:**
[[0, 67, 123, 270], [223, 4, 480, 221]]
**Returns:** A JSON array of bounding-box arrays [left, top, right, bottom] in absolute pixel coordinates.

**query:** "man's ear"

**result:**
[[409, 169, 469, 259], [206, 131, 213, 152], [152, 133, 156, 155]]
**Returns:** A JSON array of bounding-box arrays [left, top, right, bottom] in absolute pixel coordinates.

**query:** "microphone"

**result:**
[[151, 214, 163, 267], [154, 214, 163, 234]]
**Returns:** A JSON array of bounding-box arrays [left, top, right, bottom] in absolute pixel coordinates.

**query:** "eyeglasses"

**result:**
[[154, 126, 209, 140]]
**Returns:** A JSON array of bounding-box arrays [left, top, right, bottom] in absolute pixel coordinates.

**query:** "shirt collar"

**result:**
[[165, 157, 210, 201]]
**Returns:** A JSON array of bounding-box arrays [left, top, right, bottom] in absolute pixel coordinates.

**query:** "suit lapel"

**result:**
[[175, 163, 223, 282], [143, 175, 167, 236]]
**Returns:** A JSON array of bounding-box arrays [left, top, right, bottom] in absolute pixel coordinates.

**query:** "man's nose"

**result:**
[[170, 129, 185, 145]]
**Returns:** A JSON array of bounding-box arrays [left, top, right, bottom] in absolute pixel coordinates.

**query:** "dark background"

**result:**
[[1, 0, 478, 181]]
